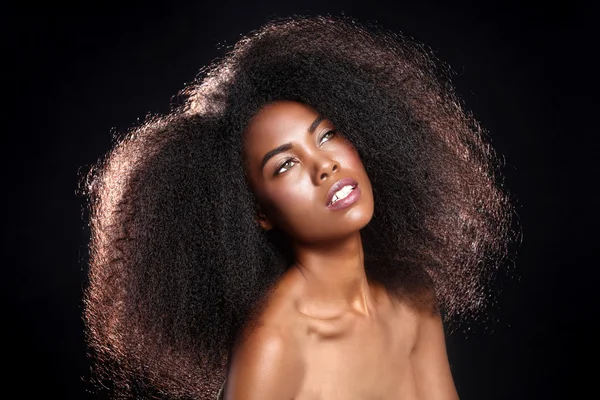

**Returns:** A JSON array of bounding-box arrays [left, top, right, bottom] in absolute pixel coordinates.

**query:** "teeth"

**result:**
[[330, 185, 354, 205]]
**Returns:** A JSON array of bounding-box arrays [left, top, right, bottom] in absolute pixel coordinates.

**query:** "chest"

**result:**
[[293, 307, 419, 400]]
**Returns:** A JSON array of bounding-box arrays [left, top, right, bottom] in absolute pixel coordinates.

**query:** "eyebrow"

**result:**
[[260, 114, 325, 169], [308, 114, 325, 134]]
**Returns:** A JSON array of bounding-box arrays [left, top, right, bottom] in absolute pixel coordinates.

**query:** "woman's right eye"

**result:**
[[274, 159, 296, 176]]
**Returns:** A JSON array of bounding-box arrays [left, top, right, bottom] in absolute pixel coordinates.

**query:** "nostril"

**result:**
[[320, 172, 327, 180], [332, 164, 338, 172]]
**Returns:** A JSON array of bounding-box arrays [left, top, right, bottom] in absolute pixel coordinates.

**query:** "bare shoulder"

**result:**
[[225, 270, 306, 400], [387, 286, 459, 399], [225, 324, 304, 400], [385, 284, 440, 324], [380, 285, 423, 331], [381, 283, 450, 359]]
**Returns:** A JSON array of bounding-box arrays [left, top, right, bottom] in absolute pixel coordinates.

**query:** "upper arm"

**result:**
[[411, 308, 459, 400], [224, 326, 303, 400]]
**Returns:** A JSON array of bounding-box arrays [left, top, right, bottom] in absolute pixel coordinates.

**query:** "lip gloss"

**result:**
[[327, 185, 361, 210]]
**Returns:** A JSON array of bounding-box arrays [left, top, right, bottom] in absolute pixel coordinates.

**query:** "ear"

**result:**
[[256, 209, 274, 231], [256, 210, 273, 231]]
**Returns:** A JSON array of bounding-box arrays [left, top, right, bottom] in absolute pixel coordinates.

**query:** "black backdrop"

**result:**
[[5, 1, 596, 399]]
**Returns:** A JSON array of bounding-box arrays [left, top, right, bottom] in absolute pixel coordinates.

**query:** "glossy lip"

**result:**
[[325, 177, 359, 208], [327, 185, 361, 210]]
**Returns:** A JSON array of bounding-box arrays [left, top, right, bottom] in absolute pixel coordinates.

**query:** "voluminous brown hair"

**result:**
[[83, 14, 516, 399]]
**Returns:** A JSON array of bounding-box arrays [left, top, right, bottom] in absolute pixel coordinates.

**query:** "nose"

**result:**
[[313, 154, 340, 184]]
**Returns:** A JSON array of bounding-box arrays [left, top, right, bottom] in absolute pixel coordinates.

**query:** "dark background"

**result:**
[[5, 1, 596, 399]]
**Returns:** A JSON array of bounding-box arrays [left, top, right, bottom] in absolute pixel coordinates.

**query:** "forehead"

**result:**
[[244, 101, 321, 158], [247, 101, 319, 137]]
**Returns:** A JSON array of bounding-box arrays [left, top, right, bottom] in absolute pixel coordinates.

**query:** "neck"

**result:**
[[291, 231, 376, 318]]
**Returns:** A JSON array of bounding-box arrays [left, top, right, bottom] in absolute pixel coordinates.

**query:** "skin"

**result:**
[[225, 101, 459, 399]]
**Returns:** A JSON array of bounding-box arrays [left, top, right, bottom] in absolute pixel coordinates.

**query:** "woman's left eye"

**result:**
[[319, 130, 337, 145]]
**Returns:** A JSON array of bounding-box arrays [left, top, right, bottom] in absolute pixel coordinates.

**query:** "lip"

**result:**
[[325, 177, 359, 209]]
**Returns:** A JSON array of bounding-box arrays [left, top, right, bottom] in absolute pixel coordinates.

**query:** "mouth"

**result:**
[[326, 177, 360, 209]]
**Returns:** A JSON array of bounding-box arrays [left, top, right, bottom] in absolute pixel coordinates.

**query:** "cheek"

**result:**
[[259, 179, 315, 223], [338, 143, 367, 174], [338, 143, 374, 202]]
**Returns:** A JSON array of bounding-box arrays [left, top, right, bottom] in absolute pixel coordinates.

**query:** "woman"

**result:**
[[83, 15, 514, 399]]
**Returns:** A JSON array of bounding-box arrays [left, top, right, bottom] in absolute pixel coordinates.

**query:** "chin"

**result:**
[[324, 205, 374, 240], [345, 207, 374, 230]]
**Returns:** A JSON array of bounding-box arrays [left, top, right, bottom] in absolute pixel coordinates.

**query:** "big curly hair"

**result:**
[[83, 14, 515, 399]]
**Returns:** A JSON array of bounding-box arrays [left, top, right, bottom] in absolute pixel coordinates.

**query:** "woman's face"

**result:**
[[243, 101, 374, 244]]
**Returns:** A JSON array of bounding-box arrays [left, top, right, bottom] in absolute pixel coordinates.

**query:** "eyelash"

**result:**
[[319, 129, 337, 145], [273, 130, 338, 176]]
